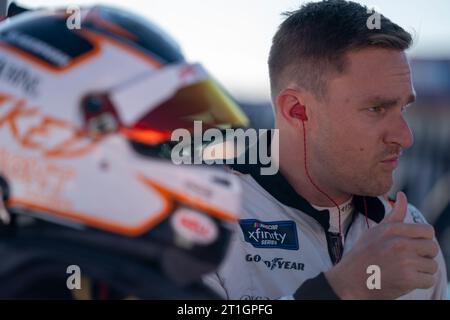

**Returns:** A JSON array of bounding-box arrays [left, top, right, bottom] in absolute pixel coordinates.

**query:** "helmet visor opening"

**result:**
[[121, 79, 249, 145]]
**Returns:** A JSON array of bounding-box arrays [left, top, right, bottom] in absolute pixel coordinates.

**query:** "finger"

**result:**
[[412, 239, 439, 259], [413, 256, 439, 275], [385, 222, 435, 240], [383, 192, 407, 223], [412, 272, 436, 290]]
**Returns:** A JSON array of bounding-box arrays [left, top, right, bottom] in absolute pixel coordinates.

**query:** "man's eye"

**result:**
[[368, 106, 385, 114]]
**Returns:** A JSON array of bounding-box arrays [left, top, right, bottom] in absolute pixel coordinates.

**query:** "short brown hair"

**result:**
[[268, 0, 413, 102]]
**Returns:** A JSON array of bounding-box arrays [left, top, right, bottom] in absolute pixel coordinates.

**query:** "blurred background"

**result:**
[[5, 0, 450, 296]]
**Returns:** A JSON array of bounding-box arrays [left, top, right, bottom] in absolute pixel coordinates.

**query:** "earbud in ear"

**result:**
[[290, 104, 308, 121]]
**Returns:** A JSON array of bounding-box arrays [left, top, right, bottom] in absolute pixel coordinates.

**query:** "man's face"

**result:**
[[309, 48, 415, 197]]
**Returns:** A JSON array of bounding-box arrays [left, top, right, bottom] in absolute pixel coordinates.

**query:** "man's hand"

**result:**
[[325, 192, 439, 299]]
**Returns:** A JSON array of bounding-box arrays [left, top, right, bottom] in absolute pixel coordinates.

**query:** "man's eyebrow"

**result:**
[[363, 93, 416, 108]]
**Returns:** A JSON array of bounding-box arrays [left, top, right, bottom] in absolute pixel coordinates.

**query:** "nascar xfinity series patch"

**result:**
[[239, 219, 299, 250]]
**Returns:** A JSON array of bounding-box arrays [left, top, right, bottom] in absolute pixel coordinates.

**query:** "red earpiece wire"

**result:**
[[300, 119, 342, 236], [298, 107, 370, 242], [363, 196, 370, 229], [295, 104, 371, 261]]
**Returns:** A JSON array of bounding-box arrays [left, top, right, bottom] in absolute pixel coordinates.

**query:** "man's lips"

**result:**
[[381, 156, 400, 162], [380, 155, 401, 168]]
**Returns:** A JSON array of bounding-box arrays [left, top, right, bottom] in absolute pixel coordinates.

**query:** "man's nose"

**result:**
[[385, 115, 414, 149]]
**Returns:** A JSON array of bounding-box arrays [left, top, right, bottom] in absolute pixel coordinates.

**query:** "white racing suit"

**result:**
[[204, 159, 448, 300]]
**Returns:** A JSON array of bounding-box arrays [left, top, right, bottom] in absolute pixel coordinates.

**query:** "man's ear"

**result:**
[[275, 88, 307, 126]]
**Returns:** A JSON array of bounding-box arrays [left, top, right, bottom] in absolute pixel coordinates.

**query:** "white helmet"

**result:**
[[0, 4, 247, 299]]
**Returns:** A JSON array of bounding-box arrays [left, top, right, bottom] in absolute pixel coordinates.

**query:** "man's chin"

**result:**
[[354, 176, 393, 197]]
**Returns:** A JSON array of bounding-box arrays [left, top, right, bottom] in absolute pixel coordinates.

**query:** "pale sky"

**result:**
[[16, 0, 450, 101]]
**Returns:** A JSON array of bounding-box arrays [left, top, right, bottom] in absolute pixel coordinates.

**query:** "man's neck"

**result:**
[[279, 161, 352, 207], [273, 128, 352, 207]]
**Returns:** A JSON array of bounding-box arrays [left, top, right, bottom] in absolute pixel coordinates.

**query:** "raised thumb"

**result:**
[[383, 191, 407, 223]]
